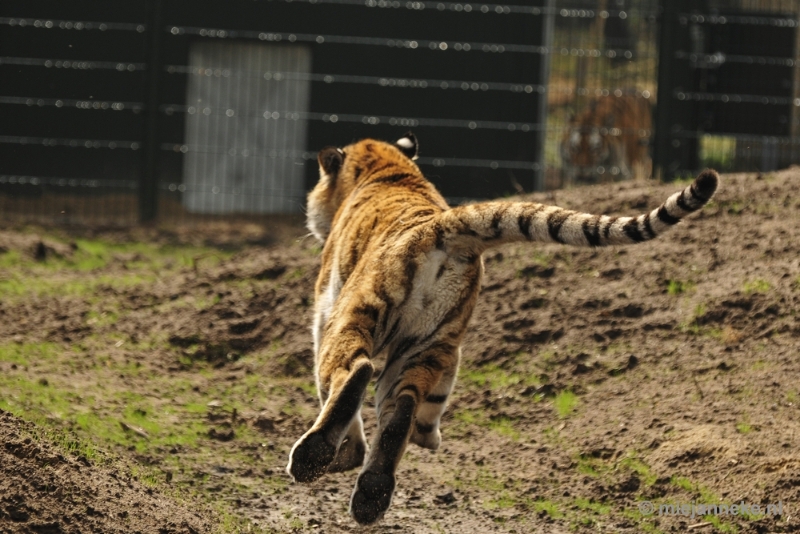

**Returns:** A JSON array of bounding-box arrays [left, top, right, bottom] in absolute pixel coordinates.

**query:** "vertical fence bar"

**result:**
[[653, 0, 676, 180], [141, 0, 164, 223], [535, 0, 556, 192]]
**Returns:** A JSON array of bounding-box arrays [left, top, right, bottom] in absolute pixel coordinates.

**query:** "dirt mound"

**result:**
[[0, 410, 215, 533]]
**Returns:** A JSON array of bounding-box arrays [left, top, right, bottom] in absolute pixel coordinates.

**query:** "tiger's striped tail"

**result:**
[[437, 169, 719, 254]]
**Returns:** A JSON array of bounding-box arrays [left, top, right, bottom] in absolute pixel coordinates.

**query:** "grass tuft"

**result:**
[[554, 390, 578, 418], [743, 279, 771, 294]]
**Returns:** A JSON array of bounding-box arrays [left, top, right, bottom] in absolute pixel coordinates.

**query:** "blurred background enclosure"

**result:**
[[1, 0, 799, 224]]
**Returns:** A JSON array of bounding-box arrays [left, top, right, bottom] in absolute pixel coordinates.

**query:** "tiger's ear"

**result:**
[[395, 132, 419, 161], [318, 146, 344, 178]]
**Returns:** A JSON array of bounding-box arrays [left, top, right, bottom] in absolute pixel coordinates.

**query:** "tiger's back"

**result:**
[[288, 133, 718, 526]]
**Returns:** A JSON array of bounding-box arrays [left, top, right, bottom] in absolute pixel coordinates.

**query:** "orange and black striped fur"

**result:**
[[561, 92, 653, 183], [286, 133, 718, 525]]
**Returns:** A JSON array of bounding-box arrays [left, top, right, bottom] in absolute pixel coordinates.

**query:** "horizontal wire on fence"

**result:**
[[0, 56, 146, 72], [160, 182, 307, 197], [0, 17, 145, 32], [161, 142, 314, 159], [0, 6, 655, 26], [0, 135, 141, 150], [1, 56, 658, 97], [416, 155, 541, 170], [549, 87, 653, 98], [166, 64, 545, 94], [0, 96, 143, 112], [0, 91, 547, 132], [0, 134, 545, 172], [674, 90, 800, 106], [674, 51, 800, 68], [227, 0, 658, 19], [674, 130, 800, 144], [168, 25, 649, 58], [1, 90, 658, 138], [0, 175, 138, 189], [162, 103, 546, 132], [170, 25, 543, 54], [159, 142, 542, 170], [678, 13, 799, 27], [0, 174, 308, 200]]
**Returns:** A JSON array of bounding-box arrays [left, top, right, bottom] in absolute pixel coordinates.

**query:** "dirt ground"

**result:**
[[1, 168, 799, 533]]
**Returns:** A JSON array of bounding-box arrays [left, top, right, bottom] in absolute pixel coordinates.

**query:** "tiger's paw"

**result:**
[[327, 436, 367, 473], [286, 431, 337, 483], [410, 424, 441, 451], [350, 471, 396, 525]]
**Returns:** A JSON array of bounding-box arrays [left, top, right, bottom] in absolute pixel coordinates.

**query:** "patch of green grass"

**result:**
[[743, 279, 771, 294], [530, 499, 563, 519], [694, 303, 707, 318], [453, 409, 522, 441], [487, 415, 521, 440], [575, 455, 608, 477], [10, 411, 109, 465], [704, 514, 739, 533], [0, 342, 61, 366], [622, 507, 665, 534], [0, 363, 209, 454], [725, 200, 746, 215], [297, 381, 318, 399], [620, 456, 657, 486], [0, 237, 233, 302], [484, 493, 517, 510], [553, 390, 577, 418], [666, 279, 695, 295], [671, 476, 722, 506], [460, 362, 529, 391], [193, 294, 221, 311], [736, 422, 753, 434], [787, 391, 798, 404], [451, 467, 505, 493], [672, 476, 693, 492], [0, 249, 23, 268], [0, 272, 155, 299], [574, 497, 611, 515], [85, 310, 120, 328]]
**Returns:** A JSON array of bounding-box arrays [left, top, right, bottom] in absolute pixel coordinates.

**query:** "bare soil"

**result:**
[[0, 410, 215, 534], [1, 169, 799, 533]]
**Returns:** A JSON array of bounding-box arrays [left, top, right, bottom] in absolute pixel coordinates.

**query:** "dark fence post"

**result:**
[[535, 0, 556, 192], [654, 0, 700, 180], [654, 0, 677, 180], [141, 0, 164, 223]]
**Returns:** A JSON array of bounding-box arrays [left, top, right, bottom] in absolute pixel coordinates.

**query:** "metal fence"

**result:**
[[656, 0, 800, 177], [1, 0, 798, 225]]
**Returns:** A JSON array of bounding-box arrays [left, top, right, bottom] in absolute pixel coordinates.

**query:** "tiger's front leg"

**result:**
[[349, 341, 458, 525]]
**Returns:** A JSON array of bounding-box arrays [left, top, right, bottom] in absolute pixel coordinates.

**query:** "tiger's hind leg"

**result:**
[[286, 339, 374, 484], [327, 412, 368, 473], [350, 342, 458, 525], [349, 393, 416, 525], [410, 349, 458, 451]]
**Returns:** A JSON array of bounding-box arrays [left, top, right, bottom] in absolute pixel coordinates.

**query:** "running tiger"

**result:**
[[287, 133, 718, 524], [561, 91, 653, 184]]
